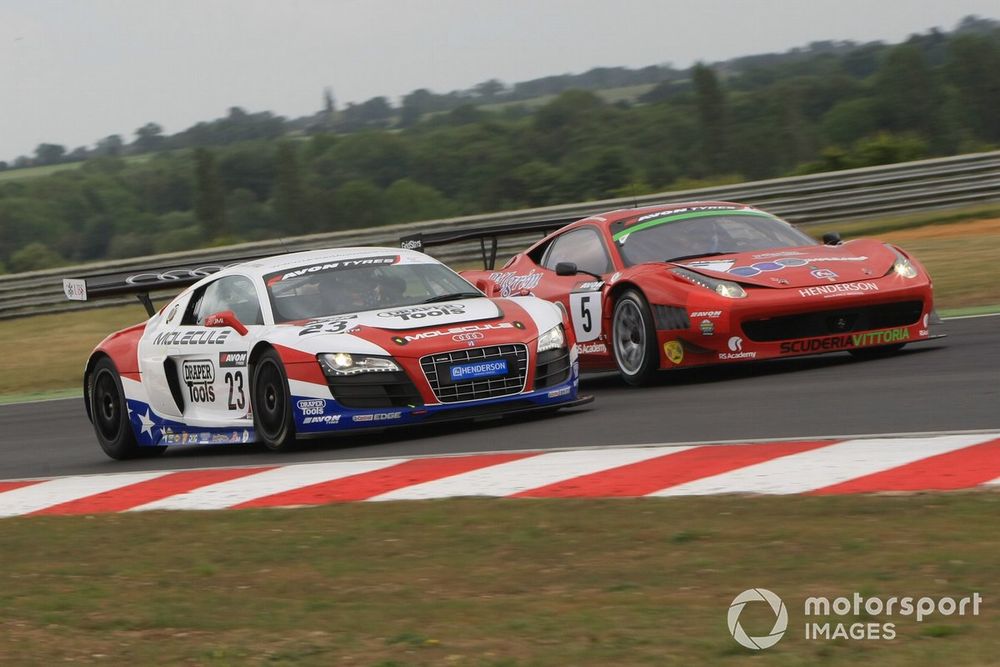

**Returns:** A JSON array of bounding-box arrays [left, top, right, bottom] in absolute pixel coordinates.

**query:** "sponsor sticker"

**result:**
[[799, 282, 879, 297], [778, 327, 911, 354], [449, 359, 509, 381], [576, 342, 608, 355], [182, 360, 216, 403], [547, 386, 572, 398], [154, 330, 230, 346], [488, 270, 543, 297], [691, 310, 722, 318], [699, 319, 715, 336], [378, 304, 466, 321], [266, 256, 399, 286], [62, 278, 88, 301], [303, 415, 342, 425], [352, 412, 402, 423], [401, 322, 514, 343], [219, 351, 248, 367], [664, 340, 684, 365], [296, 398, 327, 416], [719, 336, 756, 360]]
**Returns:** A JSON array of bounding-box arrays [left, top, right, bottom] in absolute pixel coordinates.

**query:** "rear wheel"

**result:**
[[89, 357, 165, 460], [611, 289, 660, 386], [252, 349, 297, 452], [849, 343, 906, 359]]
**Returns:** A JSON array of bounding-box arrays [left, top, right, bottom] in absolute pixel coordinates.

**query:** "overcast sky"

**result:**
[[1, 0, 997, 160]]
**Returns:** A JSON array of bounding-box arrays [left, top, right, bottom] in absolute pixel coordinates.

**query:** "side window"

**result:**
[[542, 228, 612, 276], [183, 276, 263, 326]]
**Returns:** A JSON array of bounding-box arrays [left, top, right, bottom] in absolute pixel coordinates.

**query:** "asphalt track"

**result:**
[[1, 316, 996, 480]]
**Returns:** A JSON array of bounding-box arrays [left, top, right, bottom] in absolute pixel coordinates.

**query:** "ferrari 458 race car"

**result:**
[[402, 201, 940, 385], [64, 248, 589, 459]]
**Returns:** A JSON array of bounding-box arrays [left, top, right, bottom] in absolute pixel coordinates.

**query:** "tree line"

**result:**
[[0, 16, 998, 273]]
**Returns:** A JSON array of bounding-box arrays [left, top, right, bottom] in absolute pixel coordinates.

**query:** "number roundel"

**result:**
[[569, 289, 603, 342]]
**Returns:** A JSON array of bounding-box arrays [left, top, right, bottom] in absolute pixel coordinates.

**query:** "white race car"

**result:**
[[65, 248, 590, 459]]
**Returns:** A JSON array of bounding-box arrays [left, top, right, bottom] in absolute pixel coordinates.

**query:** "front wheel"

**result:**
[[611, 289, 660, 386], [88, 357, 165, 460], [252, 349, 297, 452]]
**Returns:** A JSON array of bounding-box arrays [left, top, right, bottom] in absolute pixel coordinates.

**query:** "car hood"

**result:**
[[674, 240, 895, 288]]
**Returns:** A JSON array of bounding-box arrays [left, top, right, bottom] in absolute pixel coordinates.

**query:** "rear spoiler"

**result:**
[[400, 216, 580, 269], [62, 254, 270, 316]]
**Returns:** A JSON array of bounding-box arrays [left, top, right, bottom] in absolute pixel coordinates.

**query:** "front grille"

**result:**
[[652, 305, 690, 330], [327, 371, 423, 409], [742, 301, 924, 342], [535, 347, 571, 389], [420, 344, 529, 404]]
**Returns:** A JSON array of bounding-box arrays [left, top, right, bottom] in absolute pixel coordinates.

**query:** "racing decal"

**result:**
[[728, 256, 869, 278], [752, 250, 807, 259], [393, 321, 516, 344], [811, 268, 838, 281], [699, 319, 714, 336], [165, 303, 179, 324], [691, 310, 722, 318], [613, 207, 764, 241], [685, 259, 735, 272], [223, 371, 246, 410], [663, 340, 684, 365], [488, 270, 543, 297], [719, 336, 756, 360], [126, 264, 229, 287], [377, 304, 466, 321], [265, 256, 399, 286], [569, 283, 604, 343], [299, 315, 359, 336], [779, 328, 910, 354], [799, 282, 879, 297], [303, 415, 342, 425], [352, 412, 402, 423], [154, 329, 231, 346], [450, 359, 509, 382], [219, 351, 248, 367], [63, 278, 87, 301], [182, 360, 216, 403], [297, 398, 327, 415], [576, 342, 608, 355]]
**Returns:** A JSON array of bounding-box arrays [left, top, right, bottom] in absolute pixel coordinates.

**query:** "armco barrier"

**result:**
[[1, 150, 998, 319]]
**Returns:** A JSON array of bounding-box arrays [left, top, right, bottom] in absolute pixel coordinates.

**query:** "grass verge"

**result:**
[[0, 494, 997, 665]]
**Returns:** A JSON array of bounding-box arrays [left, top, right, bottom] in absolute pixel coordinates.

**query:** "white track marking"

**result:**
[[130, 459, 406, 511], [649, 434, 992, 496], [0, 471, 168, 517], [370, 446, 695, 501]]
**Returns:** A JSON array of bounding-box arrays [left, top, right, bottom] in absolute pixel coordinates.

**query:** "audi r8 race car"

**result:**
[[63, 248, 589, 459], [402, 202, 939, 385]]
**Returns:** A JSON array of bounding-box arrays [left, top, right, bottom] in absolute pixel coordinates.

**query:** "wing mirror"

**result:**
[[475, 278, 499, 297], [555, 262, 578, 276], [204, 310, 248, 336], [822, 232, 842, 246]]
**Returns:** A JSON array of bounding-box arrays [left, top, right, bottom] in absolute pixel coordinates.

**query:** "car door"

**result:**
[[147, 275, 262, 425], [532, 226, 614, 345]]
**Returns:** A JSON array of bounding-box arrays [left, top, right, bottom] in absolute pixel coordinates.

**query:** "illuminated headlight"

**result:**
[[672, 268, 747, 299], [887, 246, 918, 279], [318, 353, 400, 376], [537, 325, 565, 353]]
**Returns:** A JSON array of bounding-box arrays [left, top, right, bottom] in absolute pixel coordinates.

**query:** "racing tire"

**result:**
[[251, 349, 297, 452], [611, 289, 660, 386], [88, 357, 165, 460], [848, 343, 906, 359]]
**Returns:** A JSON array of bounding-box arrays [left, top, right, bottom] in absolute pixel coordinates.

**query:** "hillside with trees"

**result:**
[[1, 16, 998, 273]]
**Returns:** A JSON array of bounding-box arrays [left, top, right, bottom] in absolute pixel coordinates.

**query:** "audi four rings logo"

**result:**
[[125, 265, 229, 285], [728, 589, 788, 650], [452, 332, 484, 342]]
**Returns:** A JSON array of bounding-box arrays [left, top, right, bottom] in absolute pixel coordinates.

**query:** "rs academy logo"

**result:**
[[728, 588, 788, 650]]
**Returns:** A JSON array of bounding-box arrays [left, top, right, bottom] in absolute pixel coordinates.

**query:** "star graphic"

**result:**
[[138, 409, 156, 438]]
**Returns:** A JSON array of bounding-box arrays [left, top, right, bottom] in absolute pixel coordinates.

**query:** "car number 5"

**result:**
[[569, 290, 603, 342]]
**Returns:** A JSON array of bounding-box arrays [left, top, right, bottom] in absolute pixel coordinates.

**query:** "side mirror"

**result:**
[[822, 232, 842, 246], [204, 310, 248, 336], [555, 262, 578, 277]]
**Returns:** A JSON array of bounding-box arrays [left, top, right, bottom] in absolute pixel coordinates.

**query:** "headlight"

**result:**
[[671, 268, 747, 299], [318, 353, 400, 376], [887, 246, 918, 279], [537, 324, 565, 353]]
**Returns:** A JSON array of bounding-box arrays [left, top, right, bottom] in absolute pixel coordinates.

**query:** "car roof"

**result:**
[[218, 247, 436, 279], [568, 200, 755, 230]]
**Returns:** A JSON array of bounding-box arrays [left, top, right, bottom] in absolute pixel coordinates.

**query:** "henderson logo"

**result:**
[[799, 282, 879, 297]]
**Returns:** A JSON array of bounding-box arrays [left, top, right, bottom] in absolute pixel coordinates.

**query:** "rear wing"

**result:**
[[62, 254, 270, 316], [400, 216, 580, 269]]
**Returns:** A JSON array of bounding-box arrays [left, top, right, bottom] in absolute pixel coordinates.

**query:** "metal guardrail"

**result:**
[[2, 150, 998, 320]]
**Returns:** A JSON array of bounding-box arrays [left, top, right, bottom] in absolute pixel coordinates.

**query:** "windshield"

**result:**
[[265, 257, 480, 322], [613, 209, 816, 267]]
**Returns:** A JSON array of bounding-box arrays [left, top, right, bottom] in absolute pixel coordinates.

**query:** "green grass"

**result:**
[[0, 494, 997, 665], [0, 154, 155, 182], [808, 203, 1000, 239], [478, 84, 657, 112]]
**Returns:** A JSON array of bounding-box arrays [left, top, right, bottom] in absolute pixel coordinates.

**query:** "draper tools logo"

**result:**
[[727, 589, 788, 650]]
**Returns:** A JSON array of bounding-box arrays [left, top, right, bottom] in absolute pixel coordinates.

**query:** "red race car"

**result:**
[[401, 201, 940, 385]]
